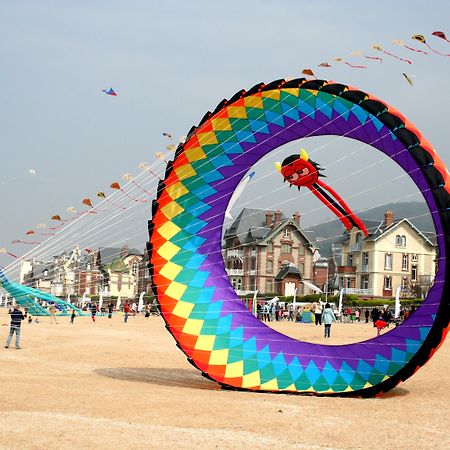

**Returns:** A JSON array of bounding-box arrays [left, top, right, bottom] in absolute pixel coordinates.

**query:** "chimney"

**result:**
[[384, 210, 394, 228], [265, 211, 273, 227], [293, 211, 301, 226], [274, 209, 282, 226]]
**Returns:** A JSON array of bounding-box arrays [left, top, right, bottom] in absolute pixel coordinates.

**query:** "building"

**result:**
[[223, 208, 322, 296], [337, 210, 436, 298], [21, 245, 145, 299]]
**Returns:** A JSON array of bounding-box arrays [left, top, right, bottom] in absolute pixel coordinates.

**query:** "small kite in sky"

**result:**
[[392, 39, 428, 55], [138, 162, 161, 180], [26, 229, 55, 237], [432, 31, 450, 43], [350, 50, 383, 62], [372, 44, 412, 64], [29, 169, 36, 175], [122, 173, 152, 195], [166, 144, 176, 151], [12, 238, 41, 245], [162, 132, 172, 139], [97, 192, 126, 210], [412, 34, 450, 57], [332, 57, 366, 69], [110, 181, 147, 203], [301, 68, 316, 78], [102, 88, 117, 96], [0, 247, 18, 258], [82, 198, 94, 208], [318, 62, 331, 68], [155, 152, 168, 164], [402, 73, 415, 86]]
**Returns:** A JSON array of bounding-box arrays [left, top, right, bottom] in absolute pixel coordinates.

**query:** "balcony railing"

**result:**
[[360, 264, 369, 273], [226, 249, 243, 259], [349, 243, 363, 252], [343, 288, 373, 295], [336, 266, 356, 274], [225, 268, 244, 276]]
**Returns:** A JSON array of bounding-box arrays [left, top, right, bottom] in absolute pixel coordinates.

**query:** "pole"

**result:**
[[325, 259, 329, 303]]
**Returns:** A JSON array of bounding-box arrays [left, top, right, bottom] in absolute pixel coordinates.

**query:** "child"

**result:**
[[28, 315, 33, 324], [70, 309, 76, 324]]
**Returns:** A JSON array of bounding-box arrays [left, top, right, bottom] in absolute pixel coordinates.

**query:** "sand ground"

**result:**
[[0, 309, 449, 450]]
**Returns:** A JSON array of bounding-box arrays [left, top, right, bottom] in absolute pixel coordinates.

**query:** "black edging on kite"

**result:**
[[147, 78, 450, 398]]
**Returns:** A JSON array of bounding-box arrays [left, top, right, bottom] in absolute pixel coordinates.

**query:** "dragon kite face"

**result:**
[[277, 149, 320, 187]]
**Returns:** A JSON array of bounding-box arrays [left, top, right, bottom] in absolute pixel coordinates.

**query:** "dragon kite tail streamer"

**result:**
[[149, 77, 450, 397]]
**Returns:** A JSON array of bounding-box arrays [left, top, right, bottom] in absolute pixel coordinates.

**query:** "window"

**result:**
[[348, 254, 353, 266], [266, 279, 273, 293], [412, 254, 418, 262], [298, 263, 304, 275], [401, 235, 407, 246], [384, 253, 392, 270], [411, 265, 417, 281], [362, 277, 369, 289], [363, 252, 369, 266], [384, 276, 392, 290], [131, 261, 139, 277], [281, 243, 292, 253], [266, 260, 273, 272], [395, 235, 402, 246], [402, 254, 409, 271], [267, 242, 273, 252], [237, 279, 242, 291], [284, 228, 290, 238]]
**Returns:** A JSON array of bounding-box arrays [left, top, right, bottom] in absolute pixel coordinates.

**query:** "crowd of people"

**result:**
[[256, 300, 418, 338], [2, 297, 418, 348]]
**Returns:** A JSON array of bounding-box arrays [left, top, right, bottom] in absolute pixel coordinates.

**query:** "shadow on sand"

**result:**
[[95, 367, 410, 398], [377, 387, 410, 398], [95, 367, 221, 390]]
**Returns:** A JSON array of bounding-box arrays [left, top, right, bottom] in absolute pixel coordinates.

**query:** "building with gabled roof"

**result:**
[[337, 210, 436, 297], [20, 245, 144, 299], [223, 208, 323, 295]]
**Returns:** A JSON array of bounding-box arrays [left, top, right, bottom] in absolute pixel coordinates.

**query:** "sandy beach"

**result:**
[[0, 309, 449, 450]]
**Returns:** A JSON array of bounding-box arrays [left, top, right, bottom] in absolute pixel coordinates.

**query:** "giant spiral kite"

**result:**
[[148, 78, 449, 396]]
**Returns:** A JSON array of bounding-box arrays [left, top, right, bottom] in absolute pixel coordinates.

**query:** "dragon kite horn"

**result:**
[[300, 147, 309, 161], [275, 162, 282, 172]]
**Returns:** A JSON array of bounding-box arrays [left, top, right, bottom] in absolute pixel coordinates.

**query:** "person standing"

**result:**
[[5, 305, 25, 349], [314, 302, 322, 326], [48, 304, 58, 324], [90, 303, 97, 322], [108, 302, 114, 319], [322, 303, 336, 338], [70, 309, 76, 324], [123, 302, 130, 323]]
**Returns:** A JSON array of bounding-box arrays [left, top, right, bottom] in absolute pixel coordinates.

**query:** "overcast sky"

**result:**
[[1, 0, 449, 270]]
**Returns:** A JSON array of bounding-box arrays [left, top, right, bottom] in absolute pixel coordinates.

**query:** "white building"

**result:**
[[337, 210, 436, 298]]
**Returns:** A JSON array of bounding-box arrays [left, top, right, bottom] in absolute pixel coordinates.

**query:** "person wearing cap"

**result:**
[[5, 305, 25, 349]]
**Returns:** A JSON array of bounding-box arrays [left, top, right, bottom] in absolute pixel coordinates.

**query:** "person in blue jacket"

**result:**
[[5, 305, 25, 349], [322, 303, 336, 338]]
